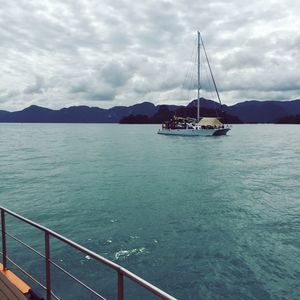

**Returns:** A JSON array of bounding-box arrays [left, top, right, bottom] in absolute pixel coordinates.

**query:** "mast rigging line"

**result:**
[[197, 31, 200, 121], [199, 34, 223, 109], [184, 37, 197, 104]]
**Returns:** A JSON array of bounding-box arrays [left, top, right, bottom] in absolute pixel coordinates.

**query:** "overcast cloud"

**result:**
[[0, 0, 300, 110]]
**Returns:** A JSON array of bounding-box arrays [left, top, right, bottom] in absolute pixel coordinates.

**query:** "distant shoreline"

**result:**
[[1, 98, 300, 124]]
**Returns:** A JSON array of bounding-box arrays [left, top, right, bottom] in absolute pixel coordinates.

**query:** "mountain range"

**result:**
[[0, 99, 300, 124]]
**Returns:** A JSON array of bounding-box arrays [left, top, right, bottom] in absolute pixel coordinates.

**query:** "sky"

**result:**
[[0, 0, 300, 111]]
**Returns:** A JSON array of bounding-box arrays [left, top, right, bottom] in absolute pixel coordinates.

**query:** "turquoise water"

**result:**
[[0, 124, 299, 299]]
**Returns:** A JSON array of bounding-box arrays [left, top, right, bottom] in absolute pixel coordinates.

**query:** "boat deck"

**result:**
[[0, 206, 176, 300], [0, 264, 29, 300]]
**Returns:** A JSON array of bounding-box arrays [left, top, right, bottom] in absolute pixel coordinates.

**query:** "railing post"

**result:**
[[118, 270, 123, 300], [45, 232, 51, 300], [1, 209, 7, 270]]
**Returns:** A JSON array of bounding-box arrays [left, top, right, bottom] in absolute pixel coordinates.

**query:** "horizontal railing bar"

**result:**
[[121, 268, 176, 300], [2, 207, 120, 270], [6, 232, 106, 299], [6, 231, 46, 259], [49, 260, 106, 300], [1, 207, 176, 299], [50, 291, 61, 300], [5, 255, 47, 292], [5, 255, 61, 300]]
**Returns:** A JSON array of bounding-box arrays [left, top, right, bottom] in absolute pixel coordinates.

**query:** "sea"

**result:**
[[0, 123, 299, 300]]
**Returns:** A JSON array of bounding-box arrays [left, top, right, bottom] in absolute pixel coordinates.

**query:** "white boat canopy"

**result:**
[[197, 117, 223, 126]]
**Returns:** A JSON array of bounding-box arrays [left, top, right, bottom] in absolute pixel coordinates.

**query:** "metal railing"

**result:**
[[0, 206, 176, 300]]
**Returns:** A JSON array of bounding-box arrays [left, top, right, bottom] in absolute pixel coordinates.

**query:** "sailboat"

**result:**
[[158, 31, 231, 136]]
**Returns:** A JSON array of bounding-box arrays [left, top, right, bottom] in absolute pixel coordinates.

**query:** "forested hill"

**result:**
[[1, 99, 300, 124]]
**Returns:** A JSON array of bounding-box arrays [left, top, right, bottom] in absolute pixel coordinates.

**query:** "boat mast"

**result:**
[[197, 31, 200, 122]]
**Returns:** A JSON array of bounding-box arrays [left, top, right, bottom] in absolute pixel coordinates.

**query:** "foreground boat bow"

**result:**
[[0, 206, 176, 300]]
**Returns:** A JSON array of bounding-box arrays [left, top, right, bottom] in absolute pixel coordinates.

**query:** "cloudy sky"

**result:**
[[1, 0, 300, 111]]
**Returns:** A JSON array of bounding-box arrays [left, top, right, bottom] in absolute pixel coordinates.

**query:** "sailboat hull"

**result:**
[[157, 128, 230, 136]]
